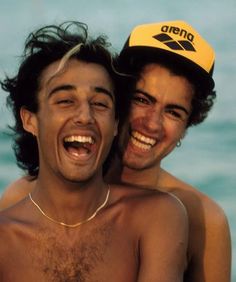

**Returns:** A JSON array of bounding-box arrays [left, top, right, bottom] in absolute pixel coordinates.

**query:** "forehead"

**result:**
[[39, 59, 114, 92], [137, 63, 194, 101]]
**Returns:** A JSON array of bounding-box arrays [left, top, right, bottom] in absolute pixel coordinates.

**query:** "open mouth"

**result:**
[[63, 135, 95, 157], [130, 131, 157, 151]]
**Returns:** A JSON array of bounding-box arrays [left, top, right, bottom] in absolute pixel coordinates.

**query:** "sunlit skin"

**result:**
[[107, 63, 231, 281], [19, 59, 119, 223], [0, 59, 188, 281], [27, 59, 118, 185], [0, 63, 231, 281], [120, 64, 193, 182]]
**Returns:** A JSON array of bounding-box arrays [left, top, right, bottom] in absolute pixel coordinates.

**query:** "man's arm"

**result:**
[[0, 177, 34, 210], [198, 203, 231, 282], [157, 169, 231, 281], [137, 193, 188, 282], [183, 195, 231, 282]]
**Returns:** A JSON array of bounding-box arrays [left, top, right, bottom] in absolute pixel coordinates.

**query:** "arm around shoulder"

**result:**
[[137, 192, 188, 282], [202, 201, 231, 282]]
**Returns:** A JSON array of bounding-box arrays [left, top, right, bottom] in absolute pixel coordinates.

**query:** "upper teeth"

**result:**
[[64, 136, 94, 144], [131, 136, 152, 150], [132, 131, 156, 146]]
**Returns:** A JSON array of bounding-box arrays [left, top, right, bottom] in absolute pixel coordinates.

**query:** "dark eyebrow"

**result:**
[[94, 86, 114, 102], [135, 89, 190, 116], [48, 84, 114, 101], [134, 89, 157, 104], [48, 84, 75, 98]]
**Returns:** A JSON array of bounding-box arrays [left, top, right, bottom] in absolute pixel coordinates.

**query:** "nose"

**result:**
[[144, 107, 163, 132], [72, 103, 95, 125]]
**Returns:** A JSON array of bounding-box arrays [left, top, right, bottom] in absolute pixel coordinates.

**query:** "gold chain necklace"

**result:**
[[29, 184, 110, 228]]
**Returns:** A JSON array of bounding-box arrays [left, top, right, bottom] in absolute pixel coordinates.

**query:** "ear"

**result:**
[[113, 119, 119, 137], [20, 107, 38, 136]]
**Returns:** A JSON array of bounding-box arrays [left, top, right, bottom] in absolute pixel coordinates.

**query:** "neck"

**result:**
[[32, 173, 108, 226], [106, 154, 162, 189], [121, 165, 162, 189]]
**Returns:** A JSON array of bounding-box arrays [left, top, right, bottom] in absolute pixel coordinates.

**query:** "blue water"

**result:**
[[0, 0, 235, 279]]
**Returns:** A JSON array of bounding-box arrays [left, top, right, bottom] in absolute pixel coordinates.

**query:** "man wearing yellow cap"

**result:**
[[108, 20, 231, 282], [0, 20, 231, 281]]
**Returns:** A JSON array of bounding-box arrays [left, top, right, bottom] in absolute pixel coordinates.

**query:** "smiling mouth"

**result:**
[[64, 135, 95, 156], [130, 131, 157, 151]]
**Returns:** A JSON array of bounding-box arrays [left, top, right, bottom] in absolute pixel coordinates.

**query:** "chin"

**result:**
[[59, 170, 95, 184], [123, 158, 145, 171]]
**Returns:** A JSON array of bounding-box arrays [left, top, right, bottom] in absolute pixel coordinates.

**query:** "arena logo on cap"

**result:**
[[161, 25, 194, 42], [152, 24, 196, 52]]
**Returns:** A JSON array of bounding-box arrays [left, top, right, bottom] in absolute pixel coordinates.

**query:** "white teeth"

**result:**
[[64, 136, 94, 144], [132, 131, 156, 146], [130, 136, 152, 151]]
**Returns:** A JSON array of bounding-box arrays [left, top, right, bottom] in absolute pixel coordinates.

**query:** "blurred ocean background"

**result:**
[[0, 0, 235, 279]]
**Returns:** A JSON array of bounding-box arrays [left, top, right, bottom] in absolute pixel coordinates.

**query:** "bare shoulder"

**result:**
[[0, 197, 28, 222], [0, 198, 34, 262], [109, 184, 188, 280], [0, 197, 33, 240], [0, 176, 34, 210], [110, 184, 188, 226], [160, 170, 225, 213], [159, 168, 229, 225], [111, 183, 186, 206], [0, 211, 11, 255], [159, 168, 231, 280], [0, 203, 20, 240]]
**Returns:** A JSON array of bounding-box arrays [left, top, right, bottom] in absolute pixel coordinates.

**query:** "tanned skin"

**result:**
[[109, 64, 231, 282], [0, 63, 231, 282], [0, 64, 231, 282], [0, 60, 188, 281], [0, 183, 188, 282]]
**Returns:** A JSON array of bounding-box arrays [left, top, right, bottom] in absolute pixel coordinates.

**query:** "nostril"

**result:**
[[72, 108, 95, 125]]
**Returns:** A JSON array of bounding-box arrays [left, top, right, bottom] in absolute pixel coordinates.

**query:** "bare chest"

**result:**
[[1, 220, 138, 282]]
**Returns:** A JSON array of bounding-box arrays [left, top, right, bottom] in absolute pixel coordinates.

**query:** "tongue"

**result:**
[[67, 146, 89, 157], [66, 142, 91, 157]]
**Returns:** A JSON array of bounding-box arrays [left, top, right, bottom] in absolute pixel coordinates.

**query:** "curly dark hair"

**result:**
[[1, 21, 131, 177], [118, 50, 216, 128]]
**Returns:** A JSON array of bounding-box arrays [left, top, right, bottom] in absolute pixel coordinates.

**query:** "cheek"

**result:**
[[164, 121, 186, 142], [129, 106, 146, 127], [36, 112, 64, 142], [130, 104, 143, 118]]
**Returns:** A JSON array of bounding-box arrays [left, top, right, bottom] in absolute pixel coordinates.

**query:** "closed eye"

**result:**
[[91, 102, 109, 108], [56, 99, 74, 105]]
